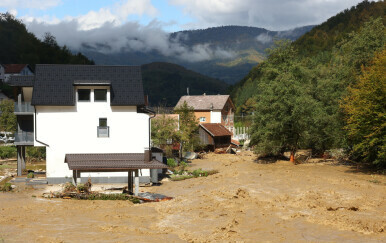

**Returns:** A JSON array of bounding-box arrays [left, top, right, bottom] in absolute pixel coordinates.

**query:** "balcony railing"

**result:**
[[97, 126, 109, 137], [14, 131, 34, 145], [14, 102, 34, 114]]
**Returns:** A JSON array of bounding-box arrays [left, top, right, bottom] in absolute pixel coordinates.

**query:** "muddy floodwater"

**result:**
[[1, 153, 385, 242]]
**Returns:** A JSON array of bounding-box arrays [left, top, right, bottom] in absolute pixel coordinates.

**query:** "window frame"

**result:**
[[199, 117, 206, 122], [97, 118, 109, 138]]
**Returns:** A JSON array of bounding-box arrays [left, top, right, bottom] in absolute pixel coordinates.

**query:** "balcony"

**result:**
[[97, 126, 109, 138], [14, 102, 34, 115], [14, 131, 34, 145]]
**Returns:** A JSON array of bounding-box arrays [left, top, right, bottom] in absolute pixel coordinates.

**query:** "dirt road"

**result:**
[[0, 153, 385, 242]]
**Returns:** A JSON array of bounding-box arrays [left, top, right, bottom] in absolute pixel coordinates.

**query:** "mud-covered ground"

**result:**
[[0, 152, 385, 242]]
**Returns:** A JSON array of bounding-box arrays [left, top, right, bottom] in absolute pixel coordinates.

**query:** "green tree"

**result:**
[[342, 49, 386, 167], [151, 114, 180, 148], [250, 40, 318, 159], [0, 99, 16, 132], [174, 101, 199, 156]]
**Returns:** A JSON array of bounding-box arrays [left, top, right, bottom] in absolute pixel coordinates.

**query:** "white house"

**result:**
[[9, 65, 167, 193]]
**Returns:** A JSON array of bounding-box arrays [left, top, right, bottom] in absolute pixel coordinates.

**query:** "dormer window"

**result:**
[[94, 89, 107, 102], [78, 89, 91, 102]]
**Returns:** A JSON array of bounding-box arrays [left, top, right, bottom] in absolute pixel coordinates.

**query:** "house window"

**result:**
[[97, 118, 109, 137], [78, 89, 91, 101], [94, 89, 107, 102], [199, 117, 206, 122]]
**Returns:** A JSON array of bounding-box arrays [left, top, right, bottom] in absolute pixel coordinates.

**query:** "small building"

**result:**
[[2, 64, 33, 82], [199, 123, 232, 150], [9, 64, 167, 194], [175, 94, 235, 133]]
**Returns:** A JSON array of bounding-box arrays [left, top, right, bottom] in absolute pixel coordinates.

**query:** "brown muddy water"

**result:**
[[0, 152, 385, 242]]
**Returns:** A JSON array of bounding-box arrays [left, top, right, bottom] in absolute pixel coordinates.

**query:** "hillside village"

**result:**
[[0, 0, 385, 242]]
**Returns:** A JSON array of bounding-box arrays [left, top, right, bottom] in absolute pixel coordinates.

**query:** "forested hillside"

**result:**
[[231, 0, 385, 167], [0, 13, 94, 66], [142, 62, 228, 106], [83, 25, 313, 84]]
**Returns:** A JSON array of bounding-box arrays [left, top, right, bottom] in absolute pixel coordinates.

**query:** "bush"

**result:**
[[0, 182, 12, 192], [26, 147, 46, 162], [0, 146, 16, 159], [167, 158, 177, 168], [27, 172, 34, 178]]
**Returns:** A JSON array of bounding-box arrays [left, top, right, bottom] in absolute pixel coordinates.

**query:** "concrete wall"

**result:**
[[35, 86, 150, 182]]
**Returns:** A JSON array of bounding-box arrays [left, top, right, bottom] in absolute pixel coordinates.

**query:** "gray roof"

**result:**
[[8, 75, 35, 87], [175, 95, 233, 110], [65, 153, 168, 171], [11, 65, 145, 106]]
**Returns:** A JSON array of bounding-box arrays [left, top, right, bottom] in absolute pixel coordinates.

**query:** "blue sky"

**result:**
[[0, 0, 194, 32]]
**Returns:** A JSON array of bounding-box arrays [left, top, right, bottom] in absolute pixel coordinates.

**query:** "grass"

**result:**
[[170, 169, 219, 181], [368, 179, 381, 184]]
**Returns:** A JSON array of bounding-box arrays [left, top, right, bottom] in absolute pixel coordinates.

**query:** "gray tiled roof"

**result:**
[[65, 153, 168, 170], [175, 95, 232, 110], [29, 65, 144, 106], [8, 75, 35, 87]]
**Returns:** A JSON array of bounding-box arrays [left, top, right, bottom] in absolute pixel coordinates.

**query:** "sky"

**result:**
[[0, 0, 371, 61]]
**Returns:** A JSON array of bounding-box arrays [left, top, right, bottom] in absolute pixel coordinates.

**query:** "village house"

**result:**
[[175, 94, 235, 133], [1, 64, 33, 82], [9, 64, 167, 194]]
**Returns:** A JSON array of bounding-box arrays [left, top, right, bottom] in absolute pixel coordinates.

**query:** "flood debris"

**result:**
[[136, 192, 173, 202]]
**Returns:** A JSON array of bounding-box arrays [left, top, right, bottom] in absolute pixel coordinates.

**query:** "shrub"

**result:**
[[27, 172, 34, 178], [0, 182, 12, 192], [0, 146, 16, 159], [26, 147, 46, 162], [167, 158, 177, 168]]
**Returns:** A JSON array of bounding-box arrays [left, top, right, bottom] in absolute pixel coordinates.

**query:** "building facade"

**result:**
[[175, 94, 235, 133], [10, 65, 166, 185]]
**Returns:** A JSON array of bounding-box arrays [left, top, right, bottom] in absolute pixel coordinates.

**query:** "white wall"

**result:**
[[210, 110, 222, 123], [35, 86, 150, 179]]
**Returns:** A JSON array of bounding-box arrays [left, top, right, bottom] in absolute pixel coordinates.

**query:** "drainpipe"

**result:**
[[147, 107, 156, 153], [34, 109, 49, 147]]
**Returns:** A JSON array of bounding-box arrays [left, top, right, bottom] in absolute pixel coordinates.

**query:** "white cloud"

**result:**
[[169, 0, 366, 30], [0, 0, 61, 10], [256, 33, 272, 44], [25, 19, 235, 62]]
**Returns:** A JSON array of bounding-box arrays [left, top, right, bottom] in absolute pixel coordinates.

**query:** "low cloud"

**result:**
[[26, 20, 235, 62], [169, 0, 366, 30], [256, 33, 272, 44]]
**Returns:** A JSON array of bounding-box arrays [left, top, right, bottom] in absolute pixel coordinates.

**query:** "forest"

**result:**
[[231, 0, 385, 168]]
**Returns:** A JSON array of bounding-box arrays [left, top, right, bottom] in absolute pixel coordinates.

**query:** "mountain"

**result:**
[[231, 0, 386, 108], [141, 62, 228, 106], [0, 13, 93, 67], [80, 25, 314, 84]]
